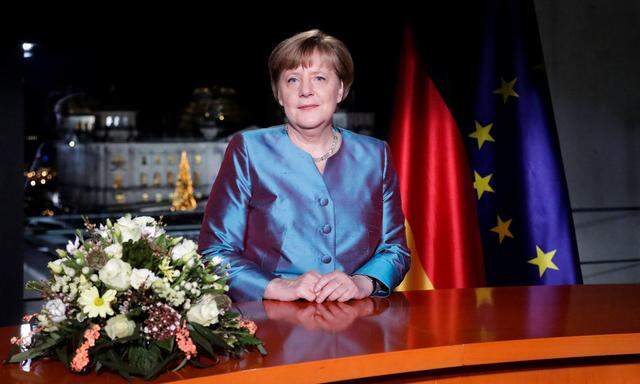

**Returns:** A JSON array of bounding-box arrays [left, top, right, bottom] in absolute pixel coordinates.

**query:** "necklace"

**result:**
[[285, 125, 339, 163]]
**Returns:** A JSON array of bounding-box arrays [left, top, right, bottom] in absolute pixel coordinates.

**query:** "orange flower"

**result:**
[[176, 321, 197, 359], [71, 324, 101, 372], [239, 319, 258, 335]]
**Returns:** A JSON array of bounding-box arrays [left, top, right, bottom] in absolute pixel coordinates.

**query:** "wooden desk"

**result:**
[[2, 284, 639, 383]]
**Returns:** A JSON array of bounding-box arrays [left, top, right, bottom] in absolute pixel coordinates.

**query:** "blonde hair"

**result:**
[[268, 29, 354, 101]]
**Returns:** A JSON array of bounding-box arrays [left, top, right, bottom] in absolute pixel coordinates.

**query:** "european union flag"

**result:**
[[400, 0, 582, 286], [463, 0, 582, 285]]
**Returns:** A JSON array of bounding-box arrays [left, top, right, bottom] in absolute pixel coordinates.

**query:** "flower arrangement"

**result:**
[[6, 215, 265, 380]]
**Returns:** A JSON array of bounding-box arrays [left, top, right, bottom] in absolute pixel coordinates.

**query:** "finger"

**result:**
[[328, 286, 349, 302], [337, 288, 357, 302], [316, 281, 341, 303], [314, 273, 337, 293], [339, 275, 358, 290], [297, 286, 316, 302]]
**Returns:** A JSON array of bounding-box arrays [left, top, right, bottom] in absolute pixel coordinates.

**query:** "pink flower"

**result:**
[[9, 326, 43, 347], [176, 321, 197, 360]]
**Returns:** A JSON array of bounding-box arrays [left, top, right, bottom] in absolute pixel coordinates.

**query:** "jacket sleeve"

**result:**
[[198, 133, 277, 302], [353, 142, 411, 297]]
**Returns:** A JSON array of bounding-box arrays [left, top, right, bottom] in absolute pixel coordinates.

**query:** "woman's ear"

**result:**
[[337, 80, 345, 103]]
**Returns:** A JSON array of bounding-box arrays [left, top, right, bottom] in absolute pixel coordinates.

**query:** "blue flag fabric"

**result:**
[[464, 0, 582, 285]]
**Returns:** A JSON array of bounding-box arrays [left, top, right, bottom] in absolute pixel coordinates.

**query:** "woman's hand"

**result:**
[[313, 271, 374, 303], [263, 271, 322, 302]]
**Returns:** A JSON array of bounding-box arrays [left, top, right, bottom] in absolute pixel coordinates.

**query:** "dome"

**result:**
[[179, 86, 246, 138], [54, 93, 98, 122]]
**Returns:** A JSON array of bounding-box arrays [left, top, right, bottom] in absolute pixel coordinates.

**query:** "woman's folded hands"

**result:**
[[264, 270, 374, 302]]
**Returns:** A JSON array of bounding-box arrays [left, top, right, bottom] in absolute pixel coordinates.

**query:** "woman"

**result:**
[[198, 29, 410, 303]]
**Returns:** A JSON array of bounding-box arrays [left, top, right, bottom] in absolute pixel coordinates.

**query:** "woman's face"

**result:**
[[277, 51, 344, 130]]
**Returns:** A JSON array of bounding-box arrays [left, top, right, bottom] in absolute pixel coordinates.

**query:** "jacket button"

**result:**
[[319, 197, 329, 206], [322, 224, 332, 234], [321, 255, 332, 264]]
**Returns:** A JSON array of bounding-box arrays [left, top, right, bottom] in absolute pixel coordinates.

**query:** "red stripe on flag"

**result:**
[[390, 27, 485, 289]]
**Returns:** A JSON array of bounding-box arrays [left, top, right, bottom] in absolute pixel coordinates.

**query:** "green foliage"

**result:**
[[156, 337, 174, 353], [122, 240, 157, 270]]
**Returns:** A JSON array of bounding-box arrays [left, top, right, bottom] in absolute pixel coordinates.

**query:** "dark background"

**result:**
[[17, 17, 407, 150]]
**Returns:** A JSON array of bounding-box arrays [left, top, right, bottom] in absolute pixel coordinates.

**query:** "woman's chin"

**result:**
[[290, 117, 332, 130]]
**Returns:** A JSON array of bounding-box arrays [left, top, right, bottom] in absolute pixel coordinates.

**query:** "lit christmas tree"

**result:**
[[171, 151, 197, 211]]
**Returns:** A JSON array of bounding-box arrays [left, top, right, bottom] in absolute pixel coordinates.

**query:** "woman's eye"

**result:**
[[315, 76, 326, 81], [287, 78, 298, 84]]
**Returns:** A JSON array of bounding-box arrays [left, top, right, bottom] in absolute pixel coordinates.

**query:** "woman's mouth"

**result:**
[[298, 104, 319, 110]]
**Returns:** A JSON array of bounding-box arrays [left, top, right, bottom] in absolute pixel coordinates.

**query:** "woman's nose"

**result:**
[[299, 78, 314, 97]]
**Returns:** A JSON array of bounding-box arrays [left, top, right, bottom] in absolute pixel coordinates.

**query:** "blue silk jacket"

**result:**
[[198, 125, 411, 302]]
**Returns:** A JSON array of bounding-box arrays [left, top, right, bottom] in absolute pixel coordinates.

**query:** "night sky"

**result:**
[[18, 17, 406, 147]]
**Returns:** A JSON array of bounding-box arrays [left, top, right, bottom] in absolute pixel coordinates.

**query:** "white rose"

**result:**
[[44, 298, 67, 323], [186, 294, 219, 326], [171, 240, 198, 262], [104, 243, 123, 259], [48, 259, 64, 274], [130, 268, 158, 290], [104, 314, 136, 340], [115, 216, 141, 243], [99, 258, 132, 291]]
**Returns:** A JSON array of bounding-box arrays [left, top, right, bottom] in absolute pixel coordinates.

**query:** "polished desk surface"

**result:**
[[2, 284, 640, 383]]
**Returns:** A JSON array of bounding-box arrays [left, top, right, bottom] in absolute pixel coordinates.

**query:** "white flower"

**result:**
[[151, 279, 168, 292], [81, 267, 90, 275], [130, 268, 158, 290], [90, 274, 99, 282], [48, 259, 64, 274], [115, 216, 141, 243], [171, 239, 198, 262], [210, 256, 223, 266], [96, 224, 111, 240], [133, 216, 156, 226], [104, 243, 123, 259], [76, 312, 87, 323], [66, 236, 80, 254], [63, 264, 76, 277], [99, 258, 132, 291], [37, 313, 57, 332], [44, 299, 67, 323], [141, 225, 165, 239], [77, 286, 117, 318], [104, 314, 136, 340], [133, 216, 163, 238], [186, 294, 219, 326]]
